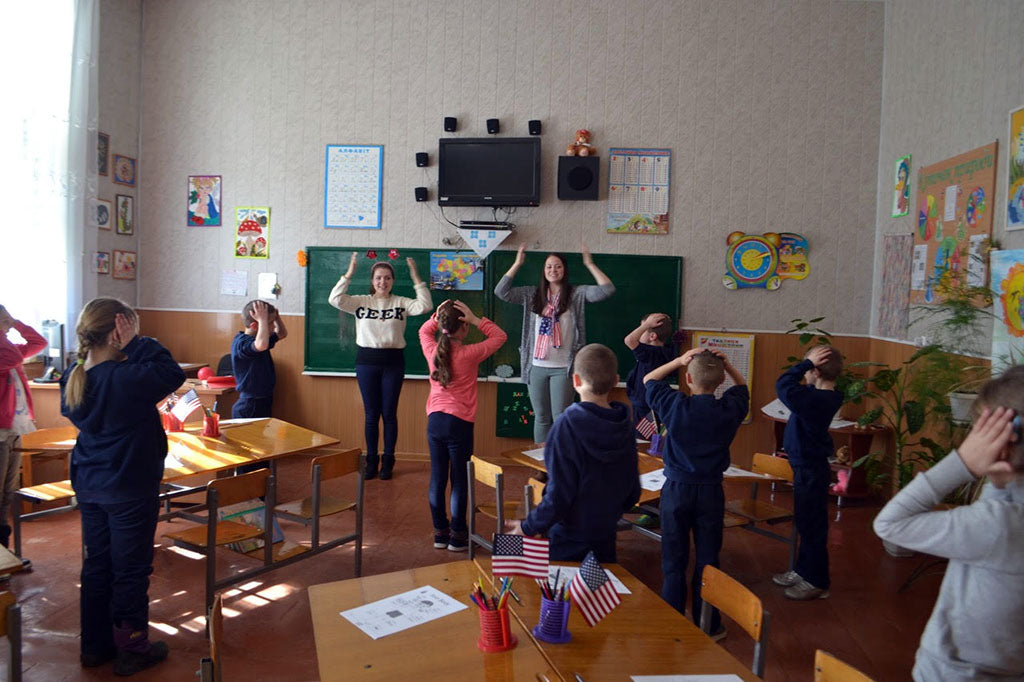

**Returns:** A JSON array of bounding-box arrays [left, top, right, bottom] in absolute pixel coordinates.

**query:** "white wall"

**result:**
[[133, 0, 884, 333]]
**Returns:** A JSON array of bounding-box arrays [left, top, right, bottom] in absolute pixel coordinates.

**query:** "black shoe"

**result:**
[[81, 649, 117, 668], [379, 455, 395, 480], [114, 640, 168, 676], [364, 455, 379, 480], [364, 468, 378, 480]]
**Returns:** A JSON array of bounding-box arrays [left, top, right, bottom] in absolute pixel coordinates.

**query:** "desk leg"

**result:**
[[12, 495, 21, 557]]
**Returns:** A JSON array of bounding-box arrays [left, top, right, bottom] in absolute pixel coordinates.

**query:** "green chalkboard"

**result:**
[[489, 250, 683, 380], [304, 247, 490, 376]]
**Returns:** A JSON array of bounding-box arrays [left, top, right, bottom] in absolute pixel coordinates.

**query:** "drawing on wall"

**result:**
[[324, 144, 383, 229], [94, 251, 110, 275], [92, 198, 112, 230], [892, 155, 911, 218], [878, 234, 913, 338], [429, 252, 484, 290], [235, 206, 269, 259], [188, 175, 222, 226], [1008, 105, 1024, 231], [112, 154, 136, 187], [722, 232, 809, 291], [606, 148, 670, 234], [115, 194, 133, 235], [912, 142, 997, 304], [112, 249, 136, 280], [990, 250, 1024, 371], [97, 132, 109, 176]]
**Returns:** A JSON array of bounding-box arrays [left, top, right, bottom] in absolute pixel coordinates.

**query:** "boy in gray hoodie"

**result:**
[[874, 368, 1024, 681]]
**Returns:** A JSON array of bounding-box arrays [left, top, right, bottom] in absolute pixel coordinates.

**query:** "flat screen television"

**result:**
[[437, 137, 541, 207]]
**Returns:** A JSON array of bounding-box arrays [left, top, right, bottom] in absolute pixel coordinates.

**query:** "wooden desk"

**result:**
[[177, 362, 208, 378], [308, 561, 557, 681], [475, 557, 759, 681], [0, 544, 25, 577], [174, 379, 238, 422]]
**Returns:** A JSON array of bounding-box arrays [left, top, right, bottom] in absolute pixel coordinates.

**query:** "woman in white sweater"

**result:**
[[329, 253, 433, 479]]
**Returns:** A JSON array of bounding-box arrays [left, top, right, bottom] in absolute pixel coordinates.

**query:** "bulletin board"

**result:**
[[691, 331, 755, 423], [911, 142, 997, 304]]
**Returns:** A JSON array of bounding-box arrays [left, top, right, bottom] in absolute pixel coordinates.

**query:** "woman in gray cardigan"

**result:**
[[494, 244, 614, 443]]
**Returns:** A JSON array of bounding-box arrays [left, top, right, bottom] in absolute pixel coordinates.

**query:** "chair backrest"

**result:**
[[1, 591, 21, 682], [312, 448, 362, 480], [216, 353, 233, 376], [0, 591, 14, 638], [751, 452, 794, 482], [700, 565, 769, 677], [208, 468, 270, 507], [209, 594, 223, 682], [814, 650, 874, 682], [470, 455, 503, 488], [524, 477, 544, 514]]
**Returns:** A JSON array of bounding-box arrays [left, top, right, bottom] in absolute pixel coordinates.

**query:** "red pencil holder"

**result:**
[[202, 413, 220, 437], [477, 607, 517, 652], [161, 413, 184, 432]]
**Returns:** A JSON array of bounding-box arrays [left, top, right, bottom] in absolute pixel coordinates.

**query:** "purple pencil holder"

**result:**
[[532, 595, 571, 644]]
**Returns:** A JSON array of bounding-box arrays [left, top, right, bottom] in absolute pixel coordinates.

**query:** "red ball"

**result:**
[[197, 367, 213, 380]]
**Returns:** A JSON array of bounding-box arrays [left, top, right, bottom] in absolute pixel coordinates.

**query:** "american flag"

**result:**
[[569, 551, 621, 627], [170, 388, 203, 422], [636, 410, 658, 439], [491, 533, 549, 579]]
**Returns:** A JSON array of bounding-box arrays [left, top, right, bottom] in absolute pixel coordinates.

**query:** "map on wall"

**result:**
[[324, 144, 383, 229]]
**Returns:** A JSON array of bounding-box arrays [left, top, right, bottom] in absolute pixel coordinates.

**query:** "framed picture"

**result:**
[[234, 206, 270, 259], [891, 154, 911, 218], [112, 249, 137, 280], [112, 154, 136, 187], [1008, 104, 1024, 230], [92, 198, 112, 229], [97, 132, 109, 176], [187, 175, 222, 226], [115, 194, 134, 235], [94, 251, 110, 274]]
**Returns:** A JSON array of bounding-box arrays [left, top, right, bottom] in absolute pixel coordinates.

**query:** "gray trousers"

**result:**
[[527, 366, 574, 443]]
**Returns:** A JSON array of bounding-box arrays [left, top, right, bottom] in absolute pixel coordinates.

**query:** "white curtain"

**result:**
[[0, 0, 96, 357]]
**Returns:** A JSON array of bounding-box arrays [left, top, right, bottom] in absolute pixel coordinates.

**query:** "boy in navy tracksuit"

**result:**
[[61, 299, 186, 675], [506, 344, 640, 563], [231, 299, 288, 419], [772, 345, 843, 600], [623, 312, 677, 432], [645, 348, 748, 637]]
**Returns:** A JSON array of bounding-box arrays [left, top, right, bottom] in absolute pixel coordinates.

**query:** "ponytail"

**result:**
[[64, 359, 88, 410], [64, 297, 136, 410], [430, 303, 465, 388]]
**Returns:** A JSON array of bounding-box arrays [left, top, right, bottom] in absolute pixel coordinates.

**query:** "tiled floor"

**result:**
[[4, 457, 939, 681]]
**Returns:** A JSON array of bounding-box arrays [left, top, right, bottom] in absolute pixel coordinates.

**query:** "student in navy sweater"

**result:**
[[60, 299, 185, 676], [506, 343, 640, 562], [231, 299, 288, 419], [644, 348, 748, 638], [623, 312, 677, 429], [772, 344, 843, 600]]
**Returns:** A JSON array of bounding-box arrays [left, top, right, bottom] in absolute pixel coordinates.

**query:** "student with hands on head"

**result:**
[[231, 299, 288, 420], [874, 368, 1024, 682], [624, 312, 677, 431]]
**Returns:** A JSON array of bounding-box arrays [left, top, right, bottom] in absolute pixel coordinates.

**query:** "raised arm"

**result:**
[[272, 310, 289, 341], [624, 313, 667, 350], [404, 258, 434, 316], [644, 348, 699, 384], [0, 316, 48, 370], [251, 301, 274, 352], [581, 244, 612, 286], [327, 253, 362, 313], [112, 313, 187, 404], [452, 301, 507, 362], [502, 244, 527, 280]]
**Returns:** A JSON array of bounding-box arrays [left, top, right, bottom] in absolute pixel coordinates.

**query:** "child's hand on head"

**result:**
[[251, 301, 272, 323], [644, 313, 668, 329], [452, 300, 480, 326], [958, 406, 1017, 485], [113, 313, 137, 349], [807, 345, 833, 367], [680, 348, 703, 365]]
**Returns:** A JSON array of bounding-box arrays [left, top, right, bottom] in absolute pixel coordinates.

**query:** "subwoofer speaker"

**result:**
[[557, 156, 600, 201]]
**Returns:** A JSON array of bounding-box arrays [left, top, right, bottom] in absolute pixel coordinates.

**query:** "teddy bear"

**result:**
[[566, 128, 595, 156], [834, 445, 851, 465]]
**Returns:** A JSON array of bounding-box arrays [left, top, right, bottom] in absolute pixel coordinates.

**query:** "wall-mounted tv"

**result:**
[[437, 137, 541, 207]]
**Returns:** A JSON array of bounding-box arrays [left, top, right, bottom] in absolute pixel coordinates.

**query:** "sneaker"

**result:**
[[433, 530, 450, 549], [709, 625, 728, 642], [447, 532, 468, 552], [772, 570, 801, 587], [20, 558, 31, 571], [784, 579, 830, 600], [635, 514, 660, 529]]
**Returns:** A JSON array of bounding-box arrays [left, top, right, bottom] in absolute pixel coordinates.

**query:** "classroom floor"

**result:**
[[4, 456, 939, 682]]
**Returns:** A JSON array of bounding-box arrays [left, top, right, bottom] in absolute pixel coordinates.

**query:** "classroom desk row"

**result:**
[[308, 558, 758, 681]]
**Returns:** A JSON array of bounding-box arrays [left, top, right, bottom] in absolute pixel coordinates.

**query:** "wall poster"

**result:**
[[606, 148, 670, 234], [324, 144, 383, 229]]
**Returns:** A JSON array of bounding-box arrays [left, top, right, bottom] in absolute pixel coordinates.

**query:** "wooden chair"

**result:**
[[467, 456, 523, 558], [699, 565, 769, 678], [164, 469, 275, 615], [814, 649, 874, 682], [274, 447, 364, 576], [0, 591, 22, 682], [523, 477, 545, 515], [199, 594, 223, 682], [725, 453, 798, 569]]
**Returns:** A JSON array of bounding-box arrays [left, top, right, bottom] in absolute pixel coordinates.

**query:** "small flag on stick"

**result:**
[[569, 551, 621, 626], [636, 410, 657, 439], [171, 389, 203, 422], [491, 533, 549, 579]]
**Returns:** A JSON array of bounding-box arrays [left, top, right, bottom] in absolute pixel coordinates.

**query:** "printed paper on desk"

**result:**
[[521, 447, 545, 461], [761, 398, 850, 428], [339, 585, 467, 640], [631, 675, 744, 681], [723, 465, 772, 479], [639, 468, 666, 492], [549, 565, 631, 595]]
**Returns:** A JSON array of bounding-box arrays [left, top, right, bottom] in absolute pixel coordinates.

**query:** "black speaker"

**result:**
[[443, 116, 457, 132], [415, 152, 429, 167], [528, 120, 542, 135], [414, 187, 428, 202], [486, 118, 500, 134], [557, 156, 600, 200]]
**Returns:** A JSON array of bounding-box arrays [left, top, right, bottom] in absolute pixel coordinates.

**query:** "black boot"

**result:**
[[364, 454, 379, 480], [112, 624, 168, 676], [379, 455, 395, 480], [0, 524, 10, 549]]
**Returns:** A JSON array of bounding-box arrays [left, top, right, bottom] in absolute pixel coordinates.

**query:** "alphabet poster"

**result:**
[[607, 148, 670, 234], [911, 142, 997, 304], [324, 144, 383, 229]]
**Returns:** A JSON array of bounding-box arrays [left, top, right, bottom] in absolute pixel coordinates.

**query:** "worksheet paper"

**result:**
[[521, 447, 545, 461], [760, 399, 854, 429], [220, 270, 248, 296], [340, 585, 466, 640], [631, 676, 744, 682], [639, 468, 666, 492], [547, 566, 631, 595]]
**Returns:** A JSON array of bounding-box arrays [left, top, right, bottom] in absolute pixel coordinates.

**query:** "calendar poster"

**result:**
[[607, 148, 670, 234], [324, 144, 383, 229], [692, 331, 755, 423]]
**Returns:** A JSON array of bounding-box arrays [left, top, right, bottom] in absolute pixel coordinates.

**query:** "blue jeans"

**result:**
[[660, 480, 724, 633], [793, 463, 831, 589], [79, 496, 160, 657], [356, 363, 405, 468], [427, 412, 474, 533], [527, 366, 574, 443]]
